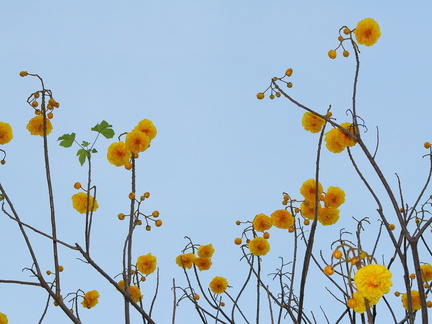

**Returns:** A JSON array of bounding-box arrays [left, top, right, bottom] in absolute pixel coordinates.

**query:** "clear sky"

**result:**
[[2, 1, 432, 323]]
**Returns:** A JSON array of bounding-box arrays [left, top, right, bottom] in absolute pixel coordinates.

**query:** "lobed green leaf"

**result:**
[[57, 133, 76, 148]]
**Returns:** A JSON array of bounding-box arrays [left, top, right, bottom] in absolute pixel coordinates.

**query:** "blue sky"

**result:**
[[2, 1, 432, 322]]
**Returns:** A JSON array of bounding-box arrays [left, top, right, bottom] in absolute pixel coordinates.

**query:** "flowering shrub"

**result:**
[[1, 17, 431, 324]]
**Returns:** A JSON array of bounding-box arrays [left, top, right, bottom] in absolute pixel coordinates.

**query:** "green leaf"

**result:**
[[91, 120, 115, 139], [76, 149, 90, 166], [58, 133, 76, 148], [91, 148, 98, 153], [81, 141, 90, 148]]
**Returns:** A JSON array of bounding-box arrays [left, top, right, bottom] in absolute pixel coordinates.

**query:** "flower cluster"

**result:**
[[299, 179, 345, 226], [176, 244, 214, 271], [107, 119, 157, 169], [327, 18, 380, 59], [81, 290, 100, 309], [324, 122, 357, 153]]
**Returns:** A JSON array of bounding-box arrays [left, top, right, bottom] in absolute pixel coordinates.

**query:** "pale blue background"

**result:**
[[1, 1, 432, 322]]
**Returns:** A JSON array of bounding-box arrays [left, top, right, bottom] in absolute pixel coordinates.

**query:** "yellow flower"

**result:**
[[0, 122, 13, 145], [301, 112, 325, 133], [117, 281, 143, 302], [354, 264, 392, 304], [197, 244, 214, 259], [134, 119, 157, 140], [209, 276, 228, 294], [270, 209, 295, 229], [71, 192, 99, 214], [248, 237, 270, 256], [252, 213, 273, 232], [126, 130, 150, 153], [324, 123, 356, 153], [300, 200, 322, 220], [193, 257, 212, 271], [0, 313, 8, 324], [348, 291, 367, 314], [130, 285, 143, 302], [402, 290, 421, 311], [81, 290, 100, 309], [354, 18, 381, 47], [136, 253, 157, 275], [26, 115, 53, 136], [421, 264, 432, 282], [323, 186, 345, 208], [175, 253, 196, 269], [107, 141, 132, 167], [300, 179, 323, 200], [318, 207, 340, 226]]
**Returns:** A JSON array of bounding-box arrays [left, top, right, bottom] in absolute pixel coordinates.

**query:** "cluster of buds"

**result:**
[[117, 191, 162, 231], [256, 68, 294, 100]]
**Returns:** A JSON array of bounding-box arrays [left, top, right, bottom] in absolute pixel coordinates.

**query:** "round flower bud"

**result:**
[[128, 192, 135, 200], [118, 213, 125, 220], [343, 50, 349, 57], [155, 219, 162, 227], [144, 192, 150, 198], [152, 210, 160, 217], [343, 28, 351, 35], [328, 50, 337, 59], [0, 160, 5, 165], [338, 36, 344, 42], [73, 182, 81, 189], [47, 112, 54, 119], [424, 142, 430, 149], [234, 238, 242, 245], [332, 250, 342, 259], [389, 224, 395, 230], [58, 265, 64, 272], [31, 101, 39, 108], [324, 265, 334, 276], [256, 92, 265, 100], [19, 71, 28, 77], [275, 92, 281, 98], [269, 94, 275, 100], [263, 232, 270, 239], [287, 82, 293, 88], [285, 68, 293, 77]]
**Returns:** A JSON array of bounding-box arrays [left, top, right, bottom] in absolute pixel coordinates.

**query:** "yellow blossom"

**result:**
[[402, 290, 421, 311], [252, 213, 273, 232], [197, 244, 214, 259], [270, 209, 295, 229], [354, 264, 392, 304], [209, 276, 228, 294], [248, 237, 270, 256], [354, 18, 381, 47], [193, 257, 212, 271], [318, 207, 340, 226], [301, 112, 325, 133], [117, 281, 143, 302], [0, 313, 7, 324], [81, 290, 100, 309], [136, 253, 157, 275], [26, 115, 53, 136], [421, 264, 432, 282], [107, 141, 132, 167], [324, 122, 357, 153], [0, 122, 13, 145], [175, 253, 196, 269], [126, 130, 150, 153], [300, 179, 323, 200], [323, 186, 345, 208], [71, 192, 99, 214], [134, 119, 157, 140], [348, 291, 367, 314], [300, 199, 321, 220]]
